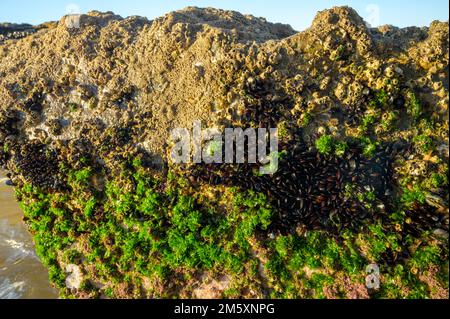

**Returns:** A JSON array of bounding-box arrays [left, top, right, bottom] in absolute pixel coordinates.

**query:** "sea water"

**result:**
[[0, 170, 58, 299]]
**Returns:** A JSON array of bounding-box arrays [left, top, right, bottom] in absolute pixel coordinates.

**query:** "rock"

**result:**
[[65, 264, 83, 290], [433, 229, 449, 239], [0, 6, 448, 299], [0, 178, 13, 186]]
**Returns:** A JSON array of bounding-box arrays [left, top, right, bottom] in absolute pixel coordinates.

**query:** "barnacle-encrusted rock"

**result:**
[[0, 6, 448, 299]]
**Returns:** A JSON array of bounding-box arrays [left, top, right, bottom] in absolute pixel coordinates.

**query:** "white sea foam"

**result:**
[[4, 238, 33, 257], [0, 221, 38, 263]]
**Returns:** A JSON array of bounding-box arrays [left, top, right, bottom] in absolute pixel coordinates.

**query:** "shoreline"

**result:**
[[0, 170, 58, 299]]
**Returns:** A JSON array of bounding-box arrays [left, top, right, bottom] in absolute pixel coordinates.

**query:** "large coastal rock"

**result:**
[[0, 7, 448, 298]]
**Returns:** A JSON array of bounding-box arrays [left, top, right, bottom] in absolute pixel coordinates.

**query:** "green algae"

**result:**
[[14, 160, 448, 298]]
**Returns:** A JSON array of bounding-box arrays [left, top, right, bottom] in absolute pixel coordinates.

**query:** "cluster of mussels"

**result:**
[[186, 140, 395, 234], [186, 143, 447, 244], [0, 108, 22, 168], [403, 203, 449, 238], [10, 141, 65, 191]]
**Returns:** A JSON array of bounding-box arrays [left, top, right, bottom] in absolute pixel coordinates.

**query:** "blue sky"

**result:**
[[1, 1, 448, 31]]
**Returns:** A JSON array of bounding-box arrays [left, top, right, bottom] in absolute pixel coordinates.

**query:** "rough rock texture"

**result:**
[[0, 7, 448, 299], [0, 8, 295, 166]]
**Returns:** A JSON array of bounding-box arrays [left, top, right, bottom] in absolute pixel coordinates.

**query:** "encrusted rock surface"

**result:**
[[0, 7, 448, 299]]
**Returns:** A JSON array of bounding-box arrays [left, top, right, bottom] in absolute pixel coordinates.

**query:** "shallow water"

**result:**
[[0, 170, 58, 299]]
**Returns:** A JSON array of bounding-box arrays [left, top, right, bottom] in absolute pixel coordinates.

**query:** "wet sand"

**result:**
[[0, 170, 58, 299]]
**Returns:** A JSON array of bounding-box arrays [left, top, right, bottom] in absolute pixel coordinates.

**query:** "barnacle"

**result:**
[[417, 76, 429, 87], [385, 66, 395, 78]]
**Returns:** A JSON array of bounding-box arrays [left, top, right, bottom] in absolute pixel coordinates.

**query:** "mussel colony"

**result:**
[[0, 7, 448, 298], [188, 144, 393, 232]]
